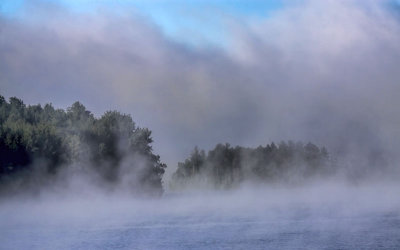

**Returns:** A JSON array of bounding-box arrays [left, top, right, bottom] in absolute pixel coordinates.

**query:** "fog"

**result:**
[[1, 0, 400, 248], [1, 0, 400, 174], [1, 179, 399, 249], [2, 181, 399, 222]]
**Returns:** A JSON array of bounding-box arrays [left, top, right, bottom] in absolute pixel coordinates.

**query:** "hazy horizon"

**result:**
[[1, 1, 400, 248]]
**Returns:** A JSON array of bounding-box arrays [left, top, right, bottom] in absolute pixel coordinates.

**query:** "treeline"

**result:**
[[0, 95, 166, 195], [171, 142, 333, 189]]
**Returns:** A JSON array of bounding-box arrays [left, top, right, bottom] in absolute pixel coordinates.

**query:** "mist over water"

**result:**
[[1, 0, 400, 249], [1, 178, 399, 249]]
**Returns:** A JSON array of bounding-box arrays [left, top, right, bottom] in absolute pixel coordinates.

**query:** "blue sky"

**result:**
[[2, 0, 400, 46], [0, 0, 284, 47]]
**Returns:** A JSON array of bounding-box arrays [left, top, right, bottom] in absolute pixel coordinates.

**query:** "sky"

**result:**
[[1, 0, 400, 179], [0, 0, 284, 47]]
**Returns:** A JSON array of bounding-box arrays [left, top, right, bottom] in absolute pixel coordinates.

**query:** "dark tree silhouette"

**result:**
[[0, 95, 166, 195]]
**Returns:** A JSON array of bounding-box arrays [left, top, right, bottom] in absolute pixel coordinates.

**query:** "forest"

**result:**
[[171, 142, 333, 189], [0, 95, 166, 195], [0, 95, 334, 195]]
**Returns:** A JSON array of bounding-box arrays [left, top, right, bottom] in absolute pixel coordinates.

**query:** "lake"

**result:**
[[1, 183, 399, 249]]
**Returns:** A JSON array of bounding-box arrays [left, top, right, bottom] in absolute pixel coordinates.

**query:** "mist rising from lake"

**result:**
[[1, 180, 399, 249]]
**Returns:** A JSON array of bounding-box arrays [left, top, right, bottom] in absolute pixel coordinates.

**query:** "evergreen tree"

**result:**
[[172, 141, 332, 189], [0, 95, 166, 195]]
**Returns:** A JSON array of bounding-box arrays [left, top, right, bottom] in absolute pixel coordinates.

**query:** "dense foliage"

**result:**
[[0, 95, 166, 195], [171, 142, 332, 189]]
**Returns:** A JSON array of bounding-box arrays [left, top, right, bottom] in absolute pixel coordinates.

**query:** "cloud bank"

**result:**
[[1, 0, 400, 179]]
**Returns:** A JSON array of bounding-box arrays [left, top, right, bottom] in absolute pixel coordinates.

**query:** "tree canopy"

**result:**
[[171, 142, 332, 189], [0, 95, 166, 196]]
